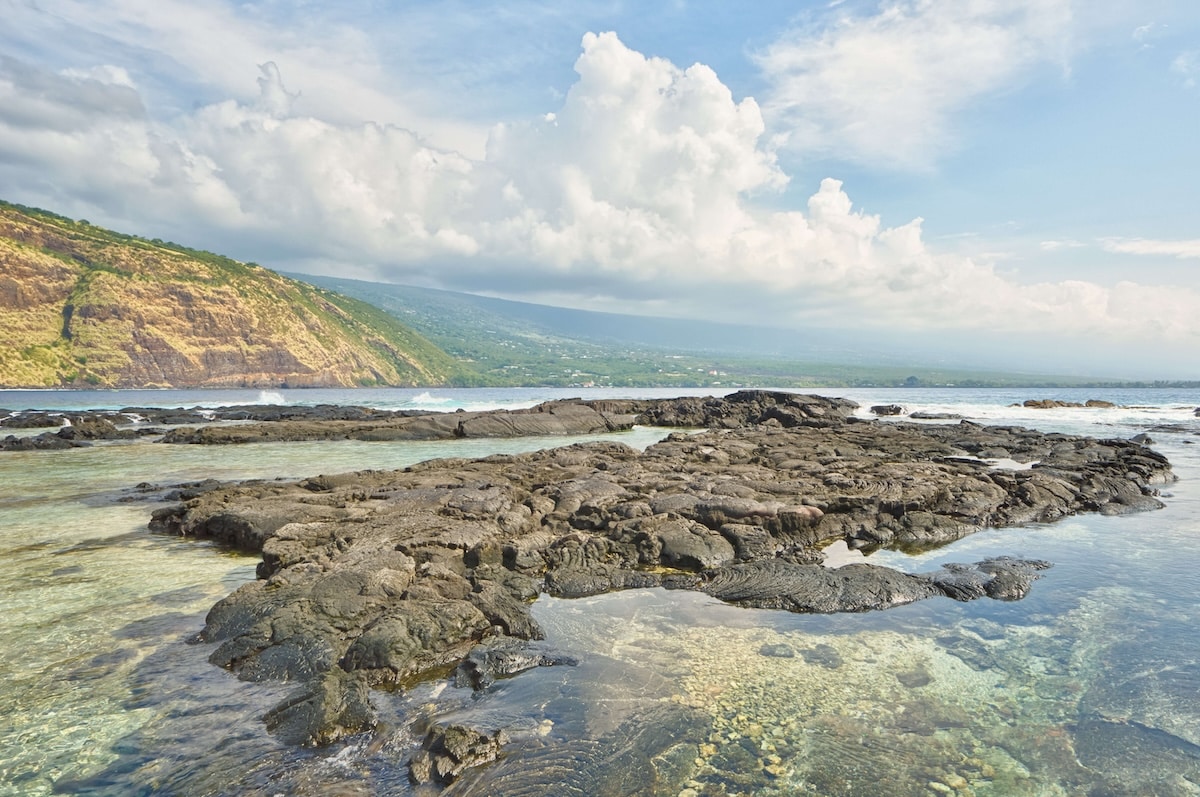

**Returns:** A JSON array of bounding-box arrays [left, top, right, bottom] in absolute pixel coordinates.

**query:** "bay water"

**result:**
[[1, 387, 1198, 795]]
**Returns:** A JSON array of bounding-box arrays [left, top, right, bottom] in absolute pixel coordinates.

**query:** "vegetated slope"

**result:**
[[291, 274, 1119, 389], [0, 201, 463, 388], [292, 274, 861, 387], [295, 274, 827, 357]]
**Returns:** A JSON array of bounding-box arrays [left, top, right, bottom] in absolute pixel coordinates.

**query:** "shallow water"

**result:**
[[2, 388, 1199, 796]]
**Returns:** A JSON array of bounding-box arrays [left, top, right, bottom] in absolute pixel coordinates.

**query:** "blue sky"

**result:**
[[2, 0, 1198, 378]]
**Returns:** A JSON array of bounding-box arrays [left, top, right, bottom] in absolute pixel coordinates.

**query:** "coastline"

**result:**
[[135, 392, 1172, 782], [3, 388, 1199, 796]]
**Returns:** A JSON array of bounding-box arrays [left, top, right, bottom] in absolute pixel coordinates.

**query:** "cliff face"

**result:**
[[0, 202, 463, 388]]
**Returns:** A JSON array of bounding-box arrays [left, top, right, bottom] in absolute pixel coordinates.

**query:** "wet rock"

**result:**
[[1022, 399, 1085, 408], [1, 432, 83, 450], [607, 390, 859, 429], [119, 407, 212, 425], [650, 517, 736, 570], [410, 724, 507, 785], [57, 414, 135, 440], [262, 668, 376, 746], [159, 400, 632, 444], [926, 557, 1052, 602], [701, 559, 940, 612], [0, 411, 65, 428], [871, 404, 904, 416], [1, 412, 138, 450], [909, 411, 964, 420], [453, 636, 578, 690], [143, 391, 1173, 747]]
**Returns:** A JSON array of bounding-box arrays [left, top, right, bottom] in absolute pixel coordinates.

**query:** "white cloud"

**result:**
[[255, 62, 299, 118], [1039, 239, 1086, 251], [755, 0, 1074, 169], [483, 32, 787, 270], [1, 32, 1198, 355], [7, 0, 490, 156], [1103, 238, 1200, 258], [1173, 51, 1199, 88], [1132, 22, 1158, 48], [0, 56, 144, 131]]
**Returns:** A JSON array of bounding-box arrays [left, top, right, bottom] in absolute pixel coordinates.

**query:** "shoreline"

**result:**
[[132, 390, 1173, 784]]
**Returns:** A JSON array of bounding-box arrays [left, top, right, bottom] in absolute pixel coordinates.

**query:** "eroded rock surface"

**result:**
[[145, 391, 1174, 748], [159, 400, 635, 444]]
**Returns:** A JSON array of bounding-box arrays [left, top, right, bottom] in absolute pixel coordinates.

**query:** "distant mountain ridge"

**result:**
[[0, 201, 462, 388], [291, 275, 1189, 388], [292, 274, 847, 359]]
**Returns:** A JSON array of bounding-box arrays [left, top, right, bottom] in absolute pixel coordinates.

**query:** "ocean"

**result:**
[[1, 387, 1198, 796]]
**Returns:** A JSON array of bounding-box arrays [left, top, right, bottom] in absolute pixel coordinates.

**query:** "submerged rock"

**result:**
[[441, 703, 708, 795], [144, 391, 1174, 749]]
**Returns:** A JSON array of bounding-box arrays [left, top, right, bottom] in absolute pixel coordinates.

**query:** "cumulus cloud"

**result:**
[[0, 56, 144, 131], [255, 62, 299, 118], [1103, 238, 1200, 258], [6, 0, 489, 156], [483, 32, 787, 271], [1, 32, 1198, 354], [755, 0, 1074, 168]]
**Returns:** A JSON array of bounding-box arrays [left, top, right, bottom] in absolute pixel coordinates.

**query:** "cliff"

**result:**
[[0, 201, 463, 388]]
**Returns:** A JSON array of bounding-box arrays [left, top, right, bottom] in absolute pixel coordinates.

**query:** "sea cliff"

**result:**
[[0, 201, 461, 388]]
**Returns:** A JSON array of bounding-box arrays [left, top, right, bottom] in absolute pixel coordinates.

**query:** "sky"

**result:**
[[2, 0, 1198, 379]]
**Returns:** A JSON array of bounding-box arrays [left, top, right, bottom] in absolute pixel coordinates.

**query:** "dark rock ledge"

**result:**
[[145, 391, 1174, 757]]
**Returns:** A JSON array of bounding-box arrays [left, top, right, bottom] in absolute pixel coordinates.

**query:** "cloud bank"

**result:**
[[1103, 238, 1200, 259], [755, 0, 1074, 168], [1, 24, 1197, 366]]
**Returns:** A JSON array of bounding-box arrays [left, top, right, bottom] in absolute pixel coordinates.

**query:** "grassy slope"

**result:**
[[0, 201, 465, 388]]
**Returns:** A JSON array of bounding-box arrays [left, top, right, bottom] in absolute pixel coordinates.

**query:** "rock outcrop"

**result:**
[[144, 392, 1175, 749], [0, 412, 144, 450], [1020, 399, 1117, 409], [159, 401, 636, 444]]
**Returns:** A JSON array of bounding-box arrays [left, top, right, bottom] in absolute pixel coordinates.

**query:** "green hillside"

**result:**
[[294, 275, 1147, 389], [0, 201, 466, 388]]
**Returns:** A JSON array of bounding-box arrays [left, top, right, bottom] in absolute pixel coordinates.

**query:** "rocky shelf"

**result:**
[[135, 390, 1177, 765]]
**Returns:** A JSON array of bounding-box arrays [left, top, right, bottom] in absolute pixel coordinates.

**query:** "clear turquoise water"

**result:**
[[2, 388, 1198, 796]]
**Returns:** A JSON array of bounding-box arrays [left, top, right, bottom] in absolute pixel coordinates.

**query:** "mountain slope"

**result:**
[[293, 275, 1158, 389], [0, 201, 463, 388]]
